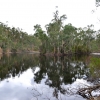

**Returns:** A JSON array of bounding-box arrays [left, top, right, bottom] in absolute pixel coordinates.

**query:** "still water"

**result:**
[[0, 54, 98, 100]]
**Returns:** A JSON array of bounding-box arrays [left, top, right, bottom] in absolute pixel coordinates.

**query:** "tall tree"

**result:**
[[34, 24, 48, 54], [46, 10, 67, 54]]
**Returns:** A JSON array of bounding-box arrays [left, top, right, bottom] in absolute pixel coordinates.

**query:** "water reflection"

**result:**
[[88, 56, 100, 83], [33, 55, 90, 99], [0, 68, 34, 100], [0, 54, 39, 80], [0, 54, 91, 100]]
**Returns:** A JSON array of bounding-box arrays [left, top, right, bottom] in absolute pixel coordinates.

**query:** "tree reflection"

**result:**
[[34, 55, 89, 97], [0, 54, 39, 80], [88, 56, 100, 82], [0, 54, 90, 98]]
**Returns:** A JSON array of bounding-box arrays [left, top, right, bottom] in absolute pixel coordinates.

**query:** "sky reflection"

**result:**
[[0, 68, 33, 100], [0, 67, 85, 100]]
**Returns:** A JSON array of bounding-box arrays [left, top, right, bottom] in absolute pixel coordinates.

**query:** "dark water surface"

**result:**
[[0, 54, 98, 100]]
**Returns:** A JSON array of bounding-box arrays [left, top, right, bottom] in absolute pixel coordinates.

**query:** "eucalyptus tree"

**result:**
[[75, 27, 90, 54], [45, 22, 58, 53], [34, 24, 48, 54], [0, 21, 42, 53], [46, 10, 67, 54], [0, 23, 4, 47], [82, 25, 94, 52], [75, 25, 95, 54], [0, 23, 10, 51], [63, 23, 77, 53], [95, 30, 100, 51]]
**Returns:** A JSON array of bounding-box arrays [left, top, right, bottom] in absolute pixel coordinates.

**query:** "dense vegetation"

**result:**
[[0, 54, 89, 97], [0, 22, 40, 53], [0, 10, 100, 55], [34, 11, 100, 55]]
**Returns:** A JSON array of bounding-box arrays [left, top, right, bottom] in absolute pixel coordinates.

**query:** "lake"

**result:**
[[0, 54, 99, 100]]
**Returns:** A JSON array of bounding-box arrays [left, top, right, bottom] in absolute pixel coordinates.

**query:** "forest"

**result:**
[[0, 10, 100, 55], [0, 9, 100, 100]]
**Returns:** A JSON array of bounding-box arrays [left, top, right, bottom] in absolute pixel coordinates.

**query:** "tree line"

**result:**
[[0, 10, 100, 54], [0, 22, 40, 53], [34, 10, 100, 55]]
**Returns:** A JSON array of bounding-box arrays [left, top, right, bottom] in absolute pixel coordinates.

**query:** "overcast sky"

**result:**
[[0, 0, 100, 34]]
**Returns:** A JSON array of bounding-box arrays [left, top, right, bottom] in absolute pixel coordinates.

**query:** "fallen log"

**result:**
[[77, 84, 100, 99]]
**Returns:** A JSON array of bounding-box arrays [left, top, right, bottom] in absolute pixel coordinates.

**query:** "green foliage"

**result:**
[[89, 57, 100, 78], [34, 24, 48, 54], [0, 22, 40, 53], [0, 10, 99, 54], [33, 11, 97, 55]]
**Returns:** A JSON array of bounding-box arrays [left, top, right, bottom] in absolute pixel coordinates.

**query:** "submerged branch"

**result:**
[[77, 84, 100, 99]]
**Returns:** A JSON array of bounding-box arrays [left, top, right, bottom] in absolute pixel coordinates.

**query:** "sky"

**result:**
[[0, 0, 100, 34]]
